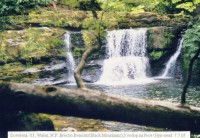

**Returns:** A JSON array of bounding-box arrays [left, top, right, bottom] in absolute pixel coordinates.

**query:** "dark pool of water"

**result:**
[[59, 78, 200, 107], [58, 78, 200, 134]]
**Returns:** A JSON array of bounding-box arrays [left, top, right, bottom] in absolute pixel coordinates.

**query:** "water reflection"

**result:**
[[58, 78, 200, 134], [59, 78, 200, 107]]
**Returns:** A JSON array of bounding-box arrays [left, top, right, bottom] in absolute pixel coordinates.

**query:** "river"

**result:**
[[58, 78, 200, 134], [59, 78, 200, 107]]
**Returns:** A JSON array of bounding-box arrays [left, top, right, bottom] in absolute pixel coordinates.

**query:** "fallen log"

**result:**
[[0, 82, 200, 133]]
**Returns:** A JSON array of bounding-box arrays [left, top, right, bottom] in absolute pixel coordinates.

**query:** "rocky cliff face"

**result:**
[[0, 7, 189, 85], [0, 27, 66, 83], [147, 26, 181, 76]]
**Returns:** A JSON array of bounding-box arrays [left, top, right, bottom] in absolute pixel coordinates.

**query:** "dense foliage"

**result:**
[[62, 0, 101, 11], [0, 0, 199, 16], [97, 0, 200, 14], [182, 19, 200, 75], [0, 0, 49, 16], [0, 0, 200, 135]]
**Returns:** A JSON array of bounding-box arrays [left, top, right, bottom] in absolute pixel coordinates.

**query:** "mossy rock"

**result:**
[[48, 115, 106, 131], [0, 27, 65, 64], [1, 8, 189, 31], [0, 112, 54, 137], [0, 27, 67, 83], [0, 8, 188, 84], [147, 26, 175, 50], [71, 30, 102, 60], [149, 51, 166, 61], [17, 113, 54, 131], [2, 10, 87, 30], [0, 62, 45, 83], [70, 32, 84, 48]]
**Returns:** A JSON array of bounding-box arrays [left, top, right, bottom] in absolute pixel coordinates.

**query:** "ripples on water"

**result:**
[[59, 78, 200, 107], [58, 78, 200, 134]]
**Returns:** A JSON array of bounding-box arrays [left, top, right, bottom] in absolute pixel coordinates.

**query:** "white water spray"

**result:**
[[64, 32, 76, 83], [97, 29, 153, 85], [161, 39, 183, 77]]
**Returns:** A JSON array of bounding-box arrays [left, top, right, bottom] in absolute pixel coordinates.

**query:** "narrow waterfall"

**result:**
[[161, 39, 183, 77], [98, 28, 151, 85], [64, 32, 75, 83]]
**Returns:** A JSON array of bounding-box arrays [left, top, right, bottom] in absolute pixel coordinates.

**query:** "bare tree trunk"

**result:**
[[1, 82, 200, 133], [74, 45, 100, 88], [90, 0, 98, 18], [74, 11, 104, 89], [181, 47, 200, 104]]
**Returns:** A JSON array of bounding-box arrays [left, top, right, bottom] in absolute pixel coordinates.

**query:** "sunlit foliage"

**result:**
[[0, 0, 49, 16], [97, 0, 200, 14], [182, 20, 200, 69]]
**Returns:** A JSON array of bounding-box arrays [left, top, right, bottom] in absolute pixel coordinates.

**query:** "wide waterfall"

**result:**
[[97, 28, 152, 85], [161, 39, 183, 77], [64, 32, 76, 83]]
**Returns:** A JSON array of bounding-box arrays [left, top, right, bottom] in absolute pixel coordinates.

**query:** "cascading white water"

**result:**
[[161, 39, 183, 77], [97, 29, 152, 85], [64, 32, 76, 83]]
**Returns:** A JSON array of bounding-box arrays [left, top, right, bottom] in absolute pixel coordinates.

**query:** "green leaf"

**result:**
[[172, 0, 182, 4], [176, 2, 196, 12]]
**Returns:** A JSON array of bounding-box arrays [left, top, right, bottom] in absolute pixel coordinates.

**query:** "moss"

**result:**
[[28, 10, 86, 28], [147, 28, 154, 48], [1, 8, 189, 31], [82, 30, 97, 48], [71, 30, 99, 59], [17, 113, 54, 131], [70, 32, 84, 48], [0, 112, 54, 137], [72, 47, 86, 58], [0, 63, 24, 81], [48, 115, 107, 131], [18, 27, 65, 61], [162, 28, 174, 47], [149, 51, 165, 61], [147, 27, 179, 75], [0, 27, 67, 82], [72, 30, 107, 60], [148, 27, 175, 50], [0, 28, 65, 64], [0, 31, 20, 63], [0, 8, 189, 84], [0, 62, 41, 83]]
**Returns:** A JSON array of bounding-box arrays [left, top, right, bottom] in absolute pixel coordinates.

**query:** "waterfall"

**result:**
[[161, 39, 183, 77], [97, 28, 151, 85], [64, 32, 75, 83]]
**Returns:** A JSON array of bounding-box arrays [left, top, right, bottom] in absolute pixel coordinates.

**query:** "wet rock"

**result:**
[[21, 60, 70, 86], [22, 68, 41, 73], [61, 127, 77, 132], [82, 60, 104, 83]]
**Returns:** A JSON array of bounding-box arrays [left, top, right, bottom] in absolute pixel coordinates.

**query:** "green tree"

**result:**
[[155, 0, 200, 14], [181, 20, 200, 104], [0, 0, 49, 16], [74, 1, 107, 89], [74, 12, 105, 89], [62, 0, 101, 11]]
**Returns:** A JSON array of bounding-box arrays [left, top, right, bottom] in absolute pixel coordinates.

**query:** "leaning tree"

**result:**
[[181, 23, 200, 104]]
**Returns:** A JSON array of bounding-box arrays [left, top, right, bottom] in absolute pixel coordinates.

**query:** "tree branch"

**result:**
[[74, 45, 99, 88], [1, 82, 200, 133], [74, 11, 104, 89], [181, 47, 200, 104]]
